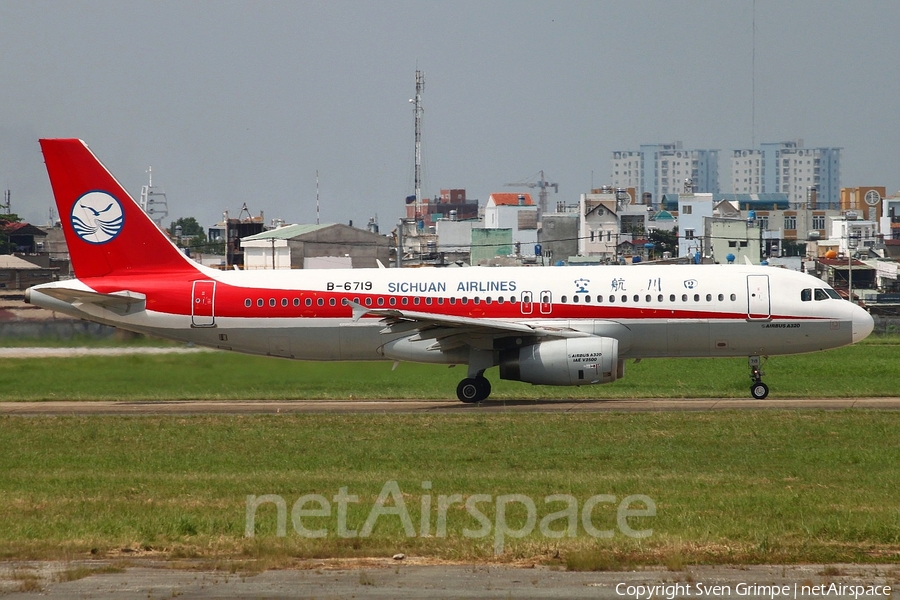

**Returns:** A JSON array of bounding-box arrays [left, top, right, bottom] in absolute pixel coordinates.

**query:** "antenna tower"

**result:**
[[139, 167, 169, 226], [411, 70, 425, 219]]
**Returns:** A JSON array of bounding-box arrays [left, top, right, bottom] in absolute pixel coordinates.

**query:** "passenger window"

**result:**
[[317, 298, 324, 306], [609, 295, 615, 303], [269, 298, 276, 307], [258, 299, 264, 307], [474, 297, 481, 304], [670, 294, 676, 302], [815, 289, 829, 301], [645, 295, 651, 302], [461, 297, 468, 305], [329, 298, 336, 306], [562, 295, 568, 303], [682, 294, 688, 302], [621, 295, 627, 303], [402, 297, 409, 305], [449, 297, 456, 305], [305, 298, 313, 306], [718, 294, 724, 302], [694, 294, 700, 302], [365, 297, 372, 306], [414, 297, 421, 305], [294, 298, 300, 307], [281, 298, 288, 307], [390, 297, 397, 306], [377, 297, 384, 306], [801, 289, 812, 302], [633, 295, 639, 302], [485, 297, 492, 304], [341, 298, 349, 306], [426, 297, 433, 305], [438, 298, 445, 305], [245, 299, 251, 308], [584, 295, 590, 303], [730, 294, 737, 301], [706, 294, 712, 302], [658, 294, 663, 302]]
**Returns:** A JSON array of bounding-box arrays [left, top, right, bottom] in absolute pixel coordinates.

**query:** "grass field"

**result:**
[[0, 412, 898, 567], [0, 336, 897, 569], [0, 335, 897, 401]]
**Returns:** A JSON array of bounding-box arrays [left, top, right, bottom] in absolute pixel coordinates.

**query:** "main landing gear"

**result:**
[[456, 375, 492, 403], [748, 356, 769, 400]]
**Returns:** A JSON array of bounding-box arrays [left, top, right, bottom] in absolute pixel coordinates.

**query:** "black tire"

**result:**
[[457, 378, 481, 403], [750, 382, 769, 400], [476, 377, 492, 400]]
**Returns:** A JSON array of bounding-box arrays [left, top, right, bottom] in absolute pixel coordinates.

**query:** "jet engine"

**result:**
[[499, 337, 619, 386]]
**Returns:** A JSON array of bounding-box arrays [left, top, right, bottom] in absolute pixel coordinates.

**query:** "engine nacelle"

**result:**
[[499, 337, 619, 386]]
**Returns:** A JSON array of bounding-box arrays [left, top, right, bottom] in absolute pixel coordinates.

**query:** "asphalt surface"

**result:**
[[1, 560, 897, 599], [2, 397, 900, 415]]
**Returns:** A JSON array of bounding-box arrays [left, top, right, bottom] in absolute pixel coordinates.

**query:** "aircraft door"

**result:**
[[521, 291, 533, 315], [746, 275, 771, 321], [192, 280, 216, 327], [540, 290, 553, 314]]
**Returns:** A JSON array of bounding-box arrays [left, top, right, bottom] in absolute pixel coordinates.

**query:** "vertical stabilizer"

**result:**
[[40, 139, 199, 279]]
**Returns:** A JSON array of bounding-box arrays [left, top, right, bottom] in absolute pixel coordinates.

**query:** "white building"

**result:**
[[677, 193, 714, 259], [578, 190, 620, 259], [731, 141, 841, 208], [483, 193, 538, 251], [611, 142, 719, 202]]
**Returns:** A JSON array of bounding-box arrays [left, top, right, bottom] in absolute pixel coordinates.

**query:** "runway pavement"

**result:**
[[1, 397, 899, 415], [1, 559, 897, 599]]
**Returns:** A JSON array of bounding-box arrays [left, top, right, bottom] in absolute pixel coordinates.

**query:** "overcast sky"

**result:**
[[2, 0, 899, 230]]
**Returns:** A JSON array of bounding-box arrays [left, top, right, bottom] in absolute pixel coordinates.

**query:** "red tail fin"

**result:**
[[40, 139, 199, 279]]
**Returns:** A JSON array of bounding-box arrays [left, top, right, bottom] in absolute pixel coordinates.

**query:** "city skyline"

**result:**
[[2, 1, 899, 231]]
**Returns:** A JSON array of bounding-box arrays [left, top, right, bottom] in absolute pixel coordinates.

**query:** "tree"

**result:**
[[169, 217, 207, 250], [0, 213, 24, 255], [648, 228, 677, 257]]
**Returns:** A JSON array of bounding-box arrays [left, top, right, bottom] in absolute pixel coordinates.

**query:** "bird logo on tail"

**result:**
[[71, 192, 125, 244]]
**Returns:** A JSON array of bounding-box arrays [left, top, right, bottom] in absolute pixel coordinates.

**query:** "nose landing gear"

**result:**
[[748, 356, 769, 399]]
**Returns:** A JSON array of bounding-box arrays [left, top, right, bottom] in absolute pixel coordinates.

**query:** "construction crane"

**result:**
[[505, 170, 558, 223]]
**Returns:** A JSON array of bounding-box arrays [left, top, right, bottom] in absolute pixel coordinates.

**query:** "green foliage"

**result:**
[[648, 228, 677, 256], [169, 216, 207, 249]]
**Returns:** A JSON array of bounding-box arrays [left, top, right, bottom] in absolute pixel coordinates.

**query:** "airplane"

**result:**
[[26, 139, 875, 403]]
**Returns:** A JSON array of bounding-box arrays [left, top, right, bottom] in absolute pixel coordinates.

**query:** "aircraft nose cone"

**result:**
[[851, 304, 874, 344]]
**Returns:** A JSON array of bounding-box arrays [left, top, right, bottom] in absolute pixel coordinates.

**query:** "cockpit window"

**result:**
[[814, 289, 829, 301], [825, 288, 841, 300], [801, 289, 812, 302]]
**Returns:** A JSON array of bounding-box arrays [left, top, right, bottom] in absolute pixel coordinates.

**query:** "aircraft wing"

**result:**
[[350, 302, 590, 351], [36, 287, 147, 316]]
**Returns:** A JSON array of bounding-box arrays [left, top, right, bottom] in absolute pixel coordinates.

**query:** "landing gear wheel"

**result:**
[[750, 382, 769, 400], [747, 356, 769, 400], [457, 377, 491, 403]]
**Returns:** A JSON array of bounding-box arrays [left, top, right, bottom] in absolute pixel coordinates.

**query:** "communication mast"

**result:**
[[139, 167, 169, 226], [409, 70, 425, 219]]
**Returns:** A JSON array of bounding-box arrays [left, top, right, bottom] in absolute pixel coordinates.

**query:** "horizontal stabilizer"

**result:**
[[37, 288, 147, 316]]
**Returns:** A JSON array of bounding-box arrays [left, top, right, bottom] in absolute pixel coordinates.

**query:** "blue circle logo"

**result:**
[[71, 192, 125, 244]]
